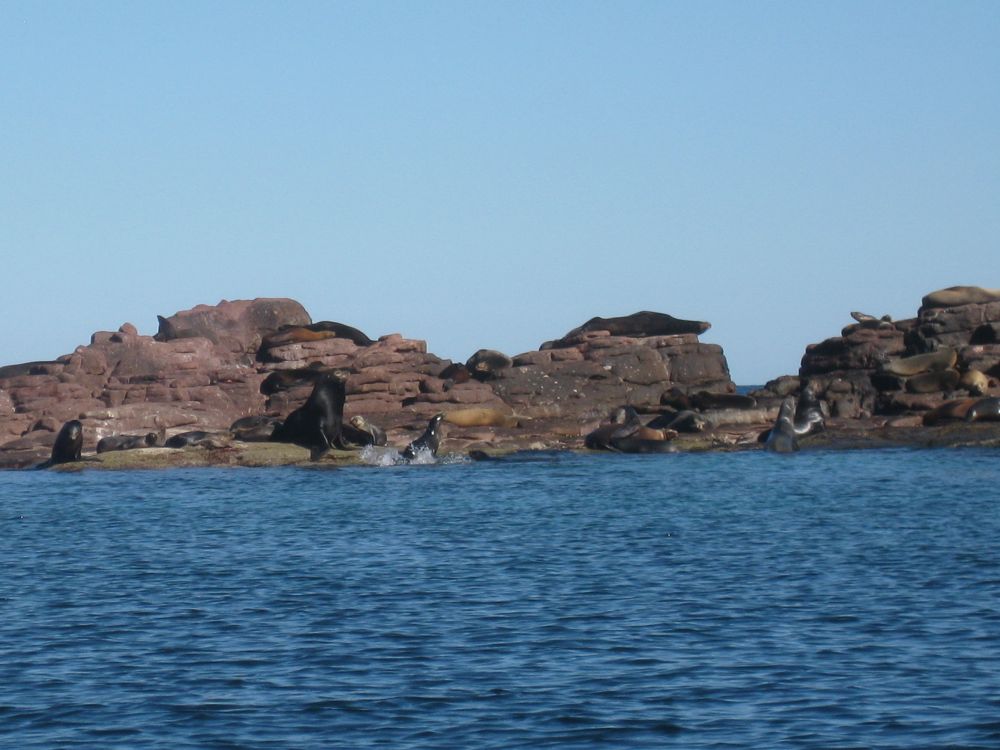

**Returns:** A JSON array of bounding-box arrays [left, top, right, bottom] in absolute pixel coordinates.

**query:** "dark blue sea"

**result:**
[[2, 449, 999, 749]]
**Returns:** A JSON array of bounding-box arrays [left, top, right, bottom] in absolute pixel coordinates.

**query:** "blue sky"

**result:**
[[2, 1, 998, 384]]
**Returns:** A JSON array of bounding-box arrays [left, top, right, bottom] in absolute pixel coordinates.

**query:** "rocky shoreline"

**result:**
[[4, 286, 1000, 470]]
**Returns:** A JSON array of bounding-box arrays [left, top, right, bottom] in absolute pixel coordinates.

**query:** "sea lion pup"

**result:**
[[764, 397, 799, 453], [465, 350, 512, 381], [922, 398, 980, 426], [271, 374, 350, 460], [965, 397, 1000, 423], [35, 419, 85, 469], [346, 415, 387, 447], [402, 413, 445, 460], [882, 347, 957, 377], [97, 431, 162, 453], [443, 408, 520, 428], [229, 415, 282, 442], [164, 431, 233, 449]]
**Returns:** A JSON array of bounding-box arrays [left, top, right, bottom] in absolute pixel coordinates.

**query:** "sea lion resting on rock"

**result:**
[[646, 409, 711, 433], [882, 347, 957, 377], [402, 414, 445, 460], [444, 408, 520, 428], [921, 286, 1000, 310], [271, 374, 350, 460], [921, 398, 979, 426], [35, 420, 85, 469], [965, 397, 1000, 423], [558, 311, 711, 341], [906, 369, 960, 394], [660, 387, 755, 413], [229, 415, 282, 442], [347, 416, 387, 447], [585, 407, 677, 453], [960, 369, 990, 396], [261, 321, 374, 351], [465, 350, 512, 381], [260, 364, 335, 395], [165, 431, 233, 449], [97, 431, 164, 453]]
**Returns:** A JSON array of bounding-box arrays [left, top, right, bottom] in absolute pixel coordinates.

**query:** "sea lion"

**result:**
[[584, 406, 677, 452], [97, 431, 162, 453], [229, 415, 281, 442], [260, 364, 334, 395], [646, 409, 711, 433], [960, 369, 990, 396], [552, 311, 711, 345], [271, 374, 350, 460], [438, 363, 472, 384], [443, 408, 520, 428], [965, 397, 1000, 423], [259, 327, 337, 350], [882, 347, 957, 377], [793, 384, 825, 436], [690, 391, 757, 411], [764, 398, 799, 453], [905, 368, 960, 394], [850, 311, 893, 327], [347, 415, 387, 446], [465, 350, 512, 381], [402, 413, 445, 460], [164, 431, 232, 449], [35, 420, 84, 468], [922, 398, 979, 426], [921, 286, 1000, 310]]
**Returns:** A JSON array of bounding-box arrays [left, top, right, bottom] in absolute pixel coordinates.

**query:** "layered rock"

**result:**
[[755, 286, 1000, 419]]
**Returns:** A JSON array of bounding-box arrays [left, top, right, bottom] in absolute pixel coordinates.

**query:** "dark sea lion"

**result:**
[[905, 368, 960, 394], [438, 363, 472, 384], [560, 311, 711, 341], [35, 419, 84, 468], [883, 347, 957, 377], [260, 364, 334, 395], [921, 286, 1000, 310], [970, 324, 998, 345], [229, 415, 281, 442], [465, 350, 512, 381], [659, 388, 694, 412], [793, 384, 825, 436], [585, 407, 677, 452], [647, 409, 711, 433], [965, 397, 1000, 423], [402, 413, 445, 460], [165, 431, 232, 449], [347, 415, 387, 447], [765, 398, 799, 453], [691, 391, 757, 411], [97, 431, 162, 453], [303, 321, 375, 346], [922, 398, 979, 426], [271, 374, 349, 459]]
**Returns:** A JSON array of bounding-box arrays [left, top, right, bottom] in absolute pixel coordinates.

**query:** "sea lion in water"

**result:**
[[764, 398, 799, 453], [465, 350, 512, 381], [883, 347, 957, 377], [402, 414, 445, 460], [921, 286, 1000, 310], [229, 415, 282, 442], [35, 420, 85, 468], [271, 374, 350, 460], [965, 397, 1000, 423], [347, 415, 387, 446], [443, 408, 520, 428], [97, 431, 162, 453], [793, 384, 825, 436]]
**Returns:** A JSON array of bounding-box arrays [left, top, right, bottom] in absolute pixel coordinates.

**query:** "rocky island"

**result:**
[[3, 286, 1000, 470]]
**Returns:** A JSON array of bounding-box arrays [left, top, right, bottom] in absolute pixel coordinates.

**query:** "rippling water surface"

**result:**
[[1, 449, 999, 748]]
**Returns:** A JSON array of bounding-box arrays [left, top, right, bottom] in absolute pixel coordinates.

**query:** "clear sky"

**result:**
[[2, 1, 998, 384]]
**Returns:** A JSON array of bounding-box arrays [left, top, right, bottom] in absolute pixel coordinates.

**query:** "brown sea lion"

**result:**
[[260, 327, 337, 350], [921, 398, 979, 425], [444, 408, 520, 428], [883, 347, 957, 377], [438, 363, 472, 384], [585, 407, 677, 453], [465, 350, 512, 381], [260, 364, 336, 395], [905, 368, 960, 394], [921, 286, 1000, 309], [347, 415, 387, 446]]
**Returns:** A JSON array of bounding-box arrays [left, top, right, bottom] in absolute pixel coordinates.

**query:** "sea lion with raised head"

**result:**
[[465, 350, 512, 381], [402, 413, 445, 460], [764, 398, 799, 453], [271, 374, 349, 460], [960, 369, 990, 396], [35, 420, 85, 468], [229, 415, 282, 442], [584, 406, 678, 453], [347, 415, 387, 447]]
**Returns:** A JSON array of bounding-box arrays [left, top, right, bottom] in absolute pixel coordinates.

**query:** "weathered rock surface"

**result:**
[[0, 300, 741, 467], [754, 288, 1000, 420]]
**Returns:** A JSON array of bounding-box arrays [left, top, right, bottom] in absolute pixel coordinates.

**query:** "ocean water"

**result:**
[[1, 449, 999, 749]]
